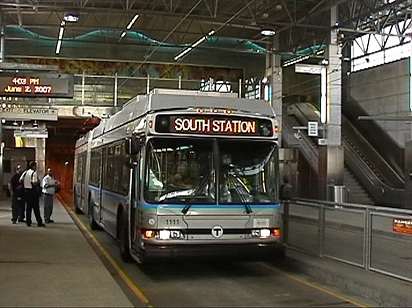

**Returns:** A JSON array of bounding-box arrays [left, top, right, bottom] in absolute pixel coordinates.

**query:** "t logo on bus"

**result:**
[[211, 225, 224, 238]]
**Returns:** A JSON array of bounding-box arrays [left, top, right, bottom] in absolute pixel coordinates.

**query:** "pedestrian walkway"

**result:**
[[0, 193, 134, 307]]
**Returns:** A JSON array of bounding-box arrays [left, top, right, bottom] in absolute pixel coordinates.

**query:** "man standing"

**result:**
[[20, 161, 45, 227], [42, 168, 59, 223], [8, 165, 25, 223]]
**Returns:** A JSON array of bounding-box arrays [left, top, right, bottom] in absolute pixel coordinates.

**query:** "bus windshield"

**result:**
[[144, 138, 279, 204]]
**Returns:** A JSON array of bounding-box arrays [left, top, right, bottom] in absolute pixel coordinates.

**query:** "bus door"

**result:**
[[130, 152, 141, 246], [95, 148, 104, 222], [80, 153, 87, 210]]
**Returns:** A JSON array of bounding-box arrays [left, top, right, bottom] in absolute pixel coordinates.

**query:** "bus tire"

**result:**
[[74, 203, 83, 214], [119, 212, 132, 263], [73, 189, 83, 214], [89, 200, 99, 230]]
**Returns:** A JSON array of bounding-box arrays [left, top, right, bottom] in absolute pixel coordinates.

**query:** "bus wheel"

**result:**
[[74, 205, 82, 214], [119, 212, 132, 262], [89, 201, 99, 230], [73, 190, 83, 214]]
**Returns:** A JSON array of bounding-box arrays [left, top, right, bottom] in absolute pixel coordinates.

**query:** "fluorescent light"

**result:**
[[55, 22, 65, 54], [191, 36, 206, 48], [174, 47, 193, 61], [126, 14, 139, 30], [58, 26, 65, 40], [120, 31, 126, 38], [174, 29, 215, 61], [320, 67, 327, 124], [283, 55, 310, 67], [55, 39, 62, 54]]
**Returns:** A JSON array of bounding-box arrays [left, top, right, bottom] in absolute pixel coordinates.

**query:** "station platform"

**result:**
[[0, 191, 411, 307], [0, 192, 135, 307]]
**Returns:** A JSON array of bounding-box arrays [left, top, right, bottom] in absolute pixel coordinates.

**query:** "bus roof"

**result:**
[[77, 89, 277, 144]]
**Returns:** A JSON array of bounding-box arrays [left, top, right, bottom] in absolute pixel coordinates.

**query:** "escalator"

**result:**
[[283, 102, 405, 207]]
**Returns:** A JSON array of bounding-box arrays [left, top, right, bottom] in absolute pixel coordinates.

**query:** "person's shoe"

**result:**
[[45, 219, 54, 223], [12, 220, 17, 224], [26, 223, 31, 227], [18, 219, 26, 223], [37, 223, 46, 227]]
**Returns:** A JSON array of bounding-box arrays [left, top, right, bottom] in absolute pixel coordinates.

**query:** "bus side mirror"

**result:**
[[125, 138, 140, 155]]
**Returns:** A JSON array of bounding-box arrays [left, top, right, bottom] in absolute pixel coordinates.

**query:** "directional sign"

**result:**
[[308, 121, 318, 137], [295, 64, 323, 75], [14, 130, 48, 138], [0, 107, 58, 121]]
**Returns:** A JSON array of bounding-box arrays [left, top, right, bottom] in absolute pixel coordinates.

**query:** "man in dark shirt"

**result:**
[[8, 165, 25, 223]]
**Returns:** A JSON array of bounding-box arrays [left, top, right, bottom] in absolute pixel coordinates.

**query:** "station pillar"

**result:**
[[267, 36, 283, 147], [406, 140, 412, 209], [318, 5, 345, 200]]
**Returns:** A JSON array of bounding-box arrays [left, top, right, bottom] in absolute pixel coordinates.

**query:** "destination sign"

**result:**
[[0, 74, 74, 98], [155, 115, 273, 137]]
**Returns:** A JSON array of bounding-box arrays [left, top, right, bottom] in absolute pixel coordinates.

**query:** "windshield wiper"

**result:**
[[229, 176, 253, 214], [181, 173, 211, 214], [159, 189, 195, 203], [244, 204, 253, 214]]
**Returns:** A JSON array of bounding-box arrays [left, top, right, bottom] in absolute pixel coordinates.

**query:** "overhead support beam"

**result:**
[[15, 0, 23, 26], [338, 27, 412, 39], [0, 62, 58, 71]]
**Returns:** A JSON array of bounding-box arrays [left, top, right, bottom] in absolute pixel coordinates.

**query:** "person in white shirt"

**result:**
[[42, 168, 59, 223], [20, 161, 45, 227]]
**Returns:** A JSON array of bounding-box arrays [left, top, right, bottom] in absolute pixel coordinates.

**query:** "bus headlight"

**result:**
[[159, 230, 184, 240], [251, 229, 271, 238]]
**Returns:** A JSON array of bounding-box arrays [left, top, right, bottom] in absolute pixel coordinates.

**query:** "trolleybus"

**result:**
[[73, 89, 284, 263]]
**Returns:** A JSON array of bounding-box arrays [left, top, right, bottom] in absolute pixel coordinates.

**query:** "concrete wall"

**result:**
[[348, 58, 411, 147]]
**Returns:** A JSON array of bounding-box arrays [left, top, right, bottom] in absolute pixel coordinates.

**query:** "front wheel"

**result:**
[[88, 200, 100, 230], [118, 212, 132, 262], [73, 188, 83, 214]]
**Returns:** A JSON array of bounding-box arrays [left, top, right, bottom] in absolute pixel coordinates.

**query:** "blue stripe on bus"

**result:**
[[88, 186, 128, 202], [139, 202, 281, 210]]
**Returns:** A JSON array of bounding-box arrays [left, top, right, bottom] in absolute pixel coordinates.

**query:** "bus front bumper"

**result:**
[[138, 241, 285, 262]]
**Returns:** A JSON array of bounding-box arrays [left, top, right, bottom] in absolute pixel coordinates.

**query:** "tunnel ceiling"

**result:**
[[0, 0, 411, 60]]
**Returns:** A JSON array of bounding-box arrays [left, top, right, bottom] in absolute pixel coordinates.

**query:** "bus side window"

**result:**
[[125, 138, 140, 155]]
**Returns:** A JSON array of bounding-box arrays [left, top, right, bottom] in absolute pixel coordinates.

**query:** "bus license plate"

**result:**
[[253, 218, 269, 228]]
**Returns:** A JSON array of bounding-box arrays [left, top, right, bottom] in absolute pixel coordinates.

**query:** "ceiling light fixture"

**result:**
[[260, 28, 276, 36], [63, 12, 79, 23], [174, 29, 215, 61]]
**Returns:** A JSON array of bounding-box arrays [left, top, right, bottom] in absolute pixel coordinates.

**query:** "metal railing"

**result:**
[[6, 74, 260, 110], [283, 198, 412, 282]]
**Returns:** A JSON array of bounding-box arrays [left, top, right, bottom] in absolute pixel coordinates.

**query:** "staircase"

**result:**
[[284, 105, 378, 206], [343, 167, 375, 205]]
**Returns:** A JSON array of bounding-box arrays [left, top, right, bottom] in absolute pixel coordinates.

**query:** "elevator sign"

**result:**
[[0, 107, 58, 121], [0, 73, 74, 98]]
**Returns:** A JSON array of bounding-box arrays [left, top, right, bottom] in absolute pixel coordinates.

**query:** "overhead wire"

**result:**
[[120, 0, 257, 88]]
